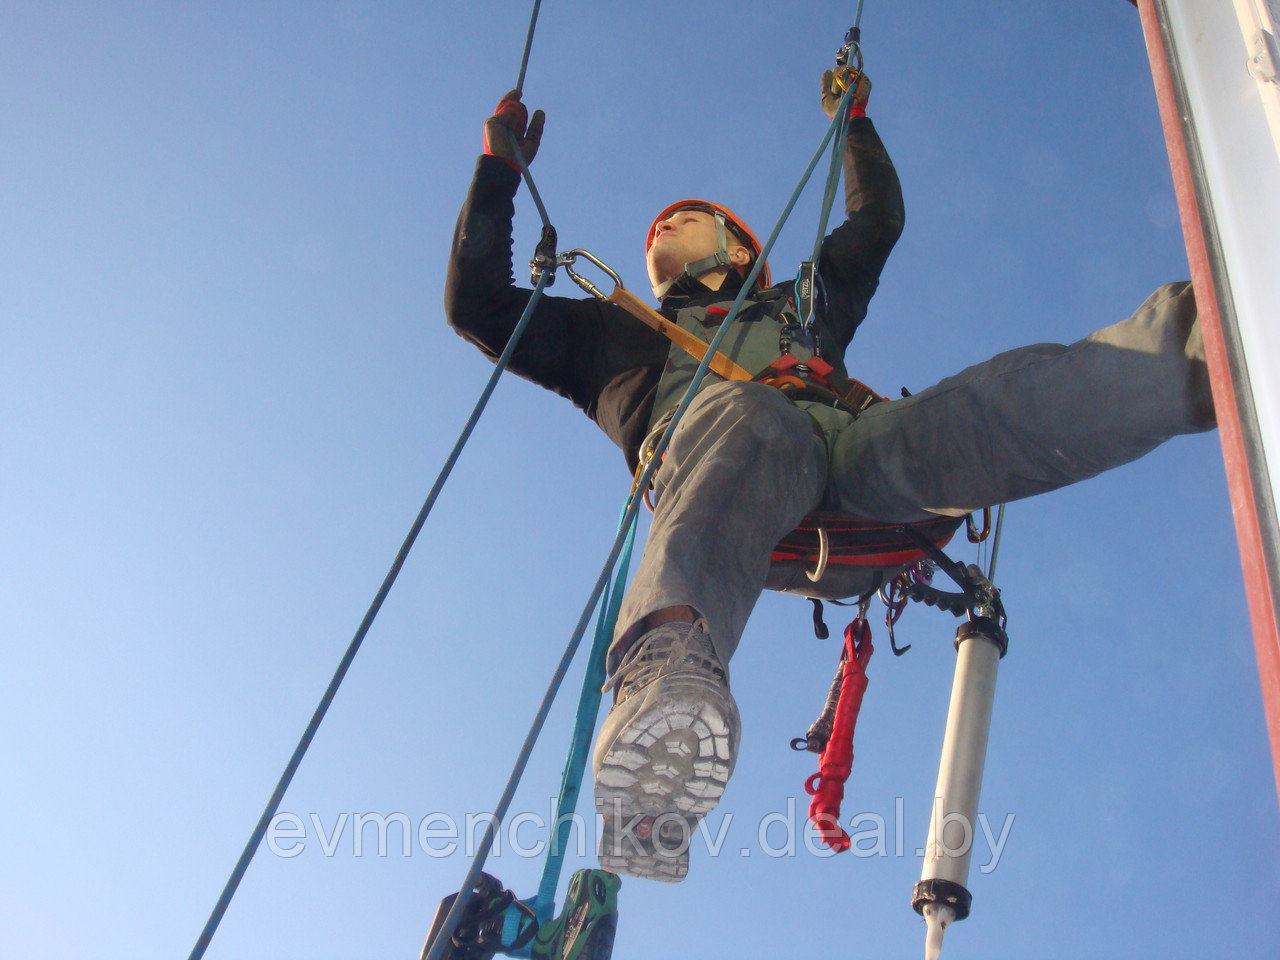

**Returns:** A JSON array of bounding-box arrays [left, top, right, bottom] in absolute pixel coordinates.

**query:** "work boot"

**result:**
[[592, 618, 740, 882]]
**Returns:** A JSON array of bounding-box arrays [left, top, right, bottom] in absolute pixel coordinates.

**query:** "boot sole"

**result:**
[[594, 674, 737, 882]]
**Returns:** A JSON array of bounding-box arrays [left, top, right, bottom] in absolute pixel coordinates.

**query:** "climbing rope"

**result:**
[[187, 10, 557, 957], [514, 0, 542, 99], [529, 511, 637, 919], [186, 268, 555, 960], [422, 500, 641, 960]]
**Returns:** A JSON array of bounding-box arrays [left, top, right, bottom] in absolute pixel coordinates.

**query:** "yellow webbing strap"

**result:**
[[607, 286, 754, 383]]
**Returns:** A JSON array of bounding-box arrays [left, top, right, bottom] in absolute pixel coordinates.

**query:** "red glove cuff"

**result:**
[[483, 99, 527, 171]]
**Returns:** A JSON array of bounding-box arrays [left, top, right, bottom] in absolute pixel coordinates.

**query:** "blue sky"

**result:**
[[2, 2, 1277, 959]]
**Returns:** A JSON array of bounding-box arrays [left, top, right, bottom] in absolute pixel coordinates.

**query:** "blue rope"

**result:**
[[514, 0, 542, 97], [187, 245, 553, 960], [508, 130, 552, 229], [679, 92, 853, 399], [812, 88, 854, 260], [534, 509, 636, 916]]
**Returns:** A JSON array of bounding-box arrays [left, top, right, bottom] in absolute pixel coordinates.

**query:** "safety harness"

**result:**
[[589, 267, 963, 580]]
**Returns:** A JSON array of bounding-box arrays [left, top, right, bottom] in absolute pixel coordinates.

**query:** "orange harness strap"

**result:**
[[606, 286, 755, 383]]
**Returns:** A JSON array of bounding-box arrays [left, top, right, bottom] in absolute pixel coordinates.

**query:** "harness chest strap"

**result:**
[[607, 286, 754, 383], [609, 286, 885, 419], [756, 353, 885, 416]]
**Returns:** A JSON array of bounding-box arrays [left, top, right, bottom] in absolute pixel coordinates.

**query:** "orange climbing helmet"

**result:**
[[645, 199, 771, 290]]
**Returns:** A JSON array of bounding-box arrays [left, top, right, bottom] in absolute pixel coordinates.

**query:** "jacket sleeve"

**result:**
[[817, 116, 905, 351], [443, 155, 612, 415]]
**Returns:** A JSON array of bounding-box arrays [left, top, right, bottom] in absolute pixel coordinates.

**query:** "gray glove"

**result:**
[[821, 68, 872, 120]]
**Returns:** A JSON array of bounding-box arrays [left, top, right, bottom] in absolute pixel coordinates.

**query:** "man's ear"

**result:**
[[729, 244, 752, 270]]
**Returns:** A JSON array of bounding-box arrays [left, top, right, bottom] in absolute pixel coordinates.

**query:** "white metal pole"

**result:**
[[912, 617, 1007, 960]]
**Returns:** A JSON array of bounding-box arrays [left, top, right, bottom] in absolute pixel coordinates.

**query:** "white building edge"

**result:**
[[1140, 0, 1280, 800]]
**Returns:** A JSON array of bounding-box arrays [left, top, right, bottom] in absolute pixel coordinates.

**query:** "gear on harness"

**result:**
[[880, 561, 933, 656], [795, 608, 874, 853], [895, 524, 1008, 636], [422, 873, 538, 960], [789, 518, 1006, 857], [754, 352, 885, 416], [772, 512, 964, 583]]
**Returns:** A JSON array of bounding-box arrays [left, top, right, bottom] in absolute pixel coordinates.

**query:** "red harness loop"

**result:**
[[803, 617, 873, 852]]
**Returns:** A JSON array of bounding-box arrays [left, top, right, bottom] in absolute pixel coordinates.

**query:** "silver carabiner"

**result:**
[[558, 248, 625, 301]]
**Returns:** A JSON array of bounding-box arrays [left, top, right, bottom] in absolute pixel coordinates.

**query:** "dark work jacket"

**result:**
[[444, 116, 904, 470]]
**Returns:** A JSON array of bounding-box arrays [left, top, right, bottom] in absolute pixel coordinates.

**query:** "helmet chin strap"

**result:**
[[651, 211, 735, 300]]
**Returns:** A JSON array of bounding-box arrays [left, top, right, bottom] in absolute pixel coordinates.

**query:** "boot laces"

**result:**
[[601, 618, 725, 704]]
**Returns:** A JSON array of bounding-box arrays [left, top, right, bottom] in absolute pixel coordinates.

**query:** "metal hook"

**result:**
[[559, 248, 624, 301], [966, 507, 992, 543], [889, 629, 911, 657], [805, 525, 830, 582]]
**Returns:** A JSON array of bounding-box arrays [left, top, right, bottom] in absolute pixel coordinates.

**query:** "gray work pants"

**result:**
[[613, 282, 1214, 669]]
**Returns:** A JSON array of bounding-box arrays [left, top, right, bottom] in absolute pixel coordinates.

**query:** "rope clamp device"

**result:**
[[896, 525, 1008, 645], [835, 24, 864, 74], [421, 872, 538, 960], [795, 260, 817, 329], [530, 224, 559, 287]]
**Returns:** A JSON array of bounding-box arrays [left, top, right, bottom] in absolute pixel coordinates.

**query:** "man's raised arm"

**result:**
[[816, 70, 905, 351]]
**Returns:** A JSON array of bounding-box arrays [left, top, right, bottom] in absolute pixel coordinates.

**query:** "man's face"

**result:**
[[646, 209, 747, 288]]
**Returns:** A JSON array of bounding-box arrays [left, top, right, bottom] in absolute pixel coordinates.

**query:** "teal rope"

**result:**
[[498, 507, 637, 954], [422, 487, 651, 960], [682, 92, 853, 401], [533, 510, 637, 916]]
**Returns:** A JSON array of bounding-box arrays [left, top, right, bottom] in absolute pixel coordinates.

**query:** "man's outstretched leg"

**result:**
[[594, 381, 827, 880], [826, 282, 1214, 521]]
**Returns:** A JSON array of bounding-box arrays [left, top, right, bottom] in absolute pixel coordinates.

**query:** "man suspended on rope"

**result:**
[[445, 73, 1213, 883]]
